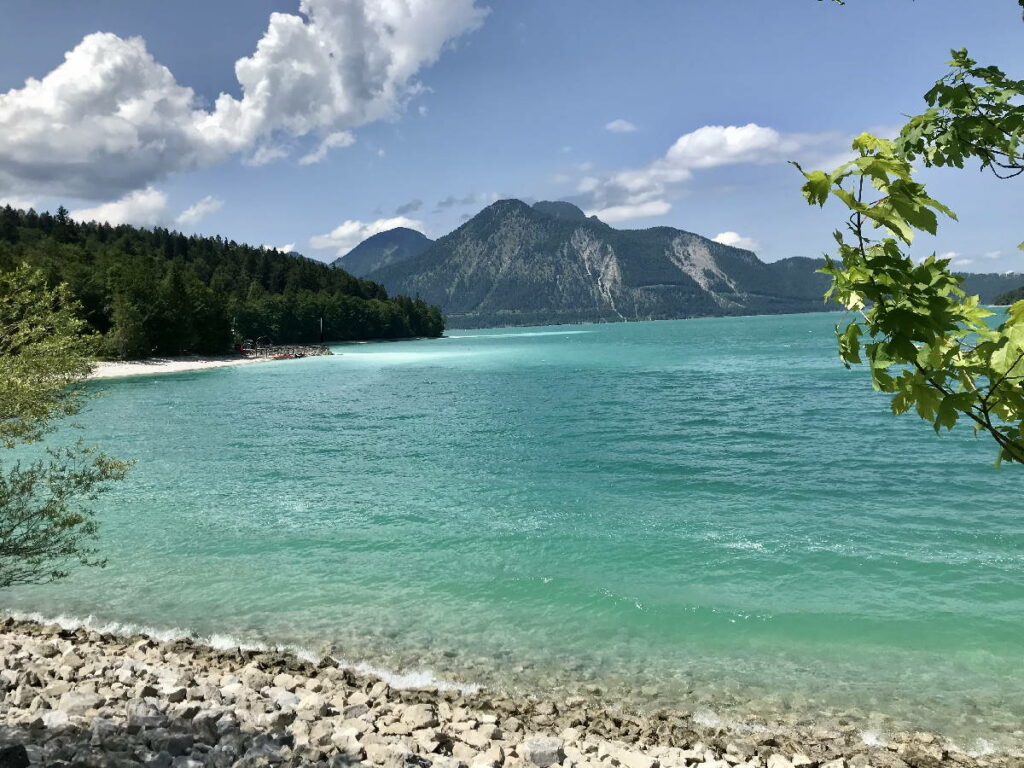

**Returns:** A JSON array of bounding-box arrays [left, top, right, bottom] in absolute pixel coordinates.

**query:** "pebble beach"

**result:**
[[0, 618, 1013, 768]]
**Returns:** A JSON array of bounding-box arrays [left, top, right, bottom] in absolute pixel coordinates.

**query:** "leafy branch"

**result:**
[[795, 127, 1024, 465]]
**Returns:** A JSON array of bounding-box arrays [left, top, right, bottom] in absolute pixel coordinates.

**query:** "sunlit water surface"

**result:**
[[6, 314, 1023, 753]]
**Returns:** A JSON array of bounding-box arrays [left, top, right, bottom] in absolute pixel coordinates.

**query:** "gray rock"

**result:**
[[165, 687, 188, 703], [520, 737, 565, 768], [145, 751, 174, 768], [402, 704, 439, 729], [57, 690, 101, 715]]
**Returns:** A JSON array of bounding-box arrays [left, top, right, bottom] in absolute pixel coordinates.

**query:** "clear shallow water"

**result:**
[[5, 314, 1023, 751]]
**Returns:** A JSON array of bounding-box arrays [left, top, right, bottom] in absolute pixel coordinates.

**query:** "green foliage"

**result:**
[[0, 266, 94, 448], [900, 49, 1024, 181], [0, 266, 130, 587], [796, 110, 1024, 462], [0, 207, 445, 359]]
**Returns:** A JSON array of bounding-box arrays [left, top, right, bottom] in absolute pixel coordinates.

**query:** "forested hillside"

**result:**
[[0, 206, 444, 359]]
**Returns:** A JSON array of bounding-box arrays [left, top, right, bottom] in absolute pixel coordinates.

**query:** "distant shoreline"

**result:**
[[89, 336, 439, 380], [89, 355, 263, 379]]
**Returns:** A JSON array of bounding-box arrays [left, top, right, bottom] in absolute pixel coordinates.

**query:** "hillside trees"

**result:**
[[0, 266, 130, 587], [0, 208, 445, 358]]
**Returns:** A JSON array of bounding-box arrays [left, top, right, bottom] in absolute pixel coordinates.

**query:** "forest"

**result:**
[[0, 206, 445, 359]]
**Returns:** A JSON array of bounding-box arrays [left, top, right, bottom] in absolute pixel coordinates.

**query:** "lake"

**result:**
[[6, 313, 1023, 753]]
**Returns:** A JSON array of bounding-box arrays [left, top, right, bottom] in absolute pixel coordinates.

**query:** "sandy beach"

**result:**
[[89, 356, 264, 380]]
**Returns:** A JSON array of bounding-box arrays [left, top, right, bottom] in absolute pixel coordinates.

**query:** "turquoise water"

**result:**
[[5, 314, 1023, 752]]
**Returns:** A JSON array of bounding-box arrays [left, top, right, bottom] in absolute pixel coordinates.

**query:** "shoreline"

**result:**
[[88, 337, 438, 380], [0, 617, 1013, 768], [89, 355, 265, 380]]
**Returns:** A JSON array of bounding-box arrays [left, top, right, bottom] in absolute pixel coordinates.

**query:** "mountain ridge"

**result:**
[[363, 199, 831, 327], [331, 226, 433, 277], [348, 200, 1021, 328]]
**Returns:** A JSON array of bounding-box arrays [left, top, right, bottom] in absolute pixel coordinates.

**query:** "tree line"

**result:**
[[0, 206, 445, 359]]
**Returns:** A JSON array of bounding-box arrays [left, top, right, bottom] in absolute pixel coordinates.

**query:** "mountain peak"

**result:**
[[532, 200, 587, 221], [331, 227, 433, 277]]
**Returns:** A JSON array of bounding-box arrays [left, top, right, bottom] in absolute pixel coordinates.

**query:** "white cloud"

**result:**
[[713, 231, 760, 252], [176, 195, 223, 228], [577, 123, 839, 223], [278, 243, 296, 253], [0, 197, 36, 210], [590, 200, 671, 223], [985, 250, 1003, 260], [605, 119, 637, 133], [70, 187, 168, 227], [0, 0, 486, 201], [245, 144, 292, 167], [298, 130, 356, 165], [936, 250, 977, 268], [309, 216, 425, 256]]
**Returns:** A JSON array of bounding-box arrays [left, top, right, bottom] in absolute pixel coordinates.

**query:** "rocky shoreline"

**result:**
[[0, 618, 1014, 768]]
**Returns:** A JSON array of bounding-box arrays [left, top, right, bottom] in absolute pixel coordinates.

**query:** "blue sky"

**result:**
[[0, 0, 1021, 270]]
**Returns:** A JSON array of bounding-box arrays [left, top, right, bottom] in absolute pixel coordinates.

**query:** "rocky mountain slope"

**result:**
[[356, 200, 1021, 328], [363, 201, 831, 327], [332, 227, 433, 277]]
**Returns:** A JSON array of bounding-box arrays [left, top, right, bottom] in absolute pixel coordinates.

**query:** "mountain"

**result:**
[[530, 200, 590, 221], [331, 227, 433, 277], [363, 199, 836, 327]]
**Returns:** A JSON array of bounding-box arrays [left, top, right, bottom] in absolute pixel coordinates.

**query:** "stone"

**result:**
[[165, 687, 188, 703], [57, 690, 102, 715], [265, 687, 300, 709], [520, 737, 565, 768], [42, 709, 70, 729], [272, 673, 300, 691], [475, 744, 505, 768], [462, 729, 494, 749], [767, 756, 795, 768], [616, 750, 658, 768], [791, 755, 813, 768], [870, 752, 911, 768], [0, 745, 30, 768], [145, 752, 174, 768], [239, 666, 271, 691], [403, 704, 439, 729], [821, 761, 846, 768], [453, 743, 480, 762], [896, 742, 944, 768]]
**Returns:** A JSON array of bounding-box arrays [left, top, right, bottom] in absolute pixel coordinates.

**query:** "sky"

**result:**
[[0, 0, 1021, 271]]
